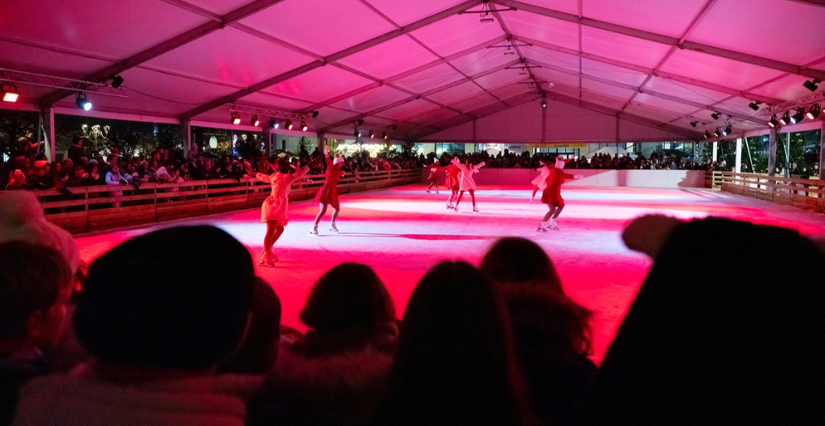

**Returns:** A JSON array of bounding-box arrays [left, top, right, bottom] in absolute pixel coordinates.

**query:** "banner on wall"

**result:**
[[528, 143, 587, 148]]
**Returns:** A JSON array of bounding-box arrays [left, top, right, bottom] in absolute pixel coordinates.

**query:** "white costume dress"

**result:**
[[256, 166, 309, 224], [455, 162, 484, 191], [530, 166, 551, 190]]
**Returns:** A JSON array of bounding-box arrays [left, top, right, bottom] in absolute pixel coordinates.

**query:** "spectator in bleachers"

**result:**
[[0, 241, 73, 426], [480, 237, 564, 293], [12, 226, 261, 426], [370, 261, 533, 426], [219, 278, 281, 375], [248, 262, 397, 426], [4, 170, 32, 191], [581, 216, 825, 425]]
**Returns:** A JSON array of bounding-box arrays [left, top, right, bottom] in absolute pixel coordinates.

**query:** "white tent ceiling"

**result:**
[[1, 0, 823, 142]]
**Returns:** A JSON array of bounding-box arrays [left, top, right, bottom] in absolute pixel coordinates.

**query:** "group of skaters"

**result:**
[[427, 154, 583, 232]]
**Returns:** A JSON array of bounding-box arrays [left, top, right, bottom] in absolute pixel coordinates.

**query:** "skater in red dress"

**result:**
[[254, 156, 319, 265], [311, 146, 345, 235], [539, 157, 582, 231], [444, 160, 462, 209], [425, 160, 448, 194]]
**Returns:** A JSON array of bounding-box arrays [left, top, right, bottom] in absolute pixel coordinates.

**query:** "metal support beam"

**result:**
[[494, 0, 825, 80], [318, 60, 519, 133], [735, 137, 742, 172], [38, 0, 287, 106], [181, 118, 192, 159], [514, 35, 783, 105], [768, 127, 777, 177], [181, 0, 480, 119], [39, 105, 55, 162], [317, 132, 326, 150], [261, 120, 272, 157]]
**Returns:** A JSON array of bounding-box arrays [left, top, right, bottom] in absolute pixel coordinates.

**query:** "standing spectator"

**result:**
[[66, 137, 85, 165], [0, 241, 74, 426], [105, 163, 128, 208], [65, 166, 89, 188]]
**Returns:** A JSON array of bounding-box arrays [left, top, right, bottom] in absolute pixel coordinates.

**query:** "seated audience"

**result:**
[[219, 278, 281, 375], [480, 237, 564, 293], [0, 242, 73, 426], [248, 263, 397, 426], [371, 261, 533, 426], [581, 216, 825, 424], [12, 226, 261, 426]]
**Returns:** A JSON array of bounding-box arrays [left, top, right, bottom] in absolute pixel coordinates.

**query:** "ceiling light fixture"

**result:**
[[354, 129, 361, 138], [270, 119, 279, 129], [767, 115, 779, 128], [111, 75, 124, 89], [231, 111, 241, 125], [1, 83, 19, 103], [806, 104, 821, 120], [723, 124, 732, 136], [285, 119, 293, 130], [251, 114, 260, 127], [690, 121, 697, 127], [713, 128, 721, 137], [76, 92, 92, 111], [748, 101, 761, 111], [541, 98, 547, 108], [311, 110, 319, 118], [703, 131, 710, 139], [382, 132, 388, 140], [803, 79, 820, 92], [369, 130, 375, 139], [711, 112, 720, 120], [300, 121, 308, 131], [791, 108, 805, 124], [779, 111, 791, 126]]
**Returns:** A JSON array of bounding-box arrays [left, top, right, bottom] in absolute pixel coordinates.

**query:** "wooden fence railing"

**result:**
[[705, 171, 825, 213], [6, 169, 420, 234]]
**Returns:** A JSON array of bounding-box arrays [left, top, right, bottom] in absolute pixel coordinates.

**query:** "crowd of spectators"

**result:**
[[1, 187, 822, 425]]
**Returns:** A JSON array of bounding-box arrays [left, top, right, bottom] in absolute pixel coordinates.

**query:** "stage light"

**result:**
[[285, 119, 293, 130], [723, 124, 732, 136], [711, 112, 720, 120], [791, 108, 805, 124], [1, 83, 19, 103], [767, 115, 779, 128], [270, 119, 279, 129], [713, 128, 720, 137], [803, 79, 820, 92], [111, 75, 124, 89], [311, 110, 319, 118], [690, 121, 697, 127], [354, 129, 361, 138], [251, 114, 260, 127], [75, 92, 92, 111], [231, 111, 241, 125], [383, 132, 388, 140], [357, 119, 364, 126], [541, 98, 547, 108], [369, 130, 374, 139], [703, 131, 710, 139], [748, 101, 760, 111], [300, 121, 308, 131], [806, 104, 821, 120], [779, 111, 791, 125]]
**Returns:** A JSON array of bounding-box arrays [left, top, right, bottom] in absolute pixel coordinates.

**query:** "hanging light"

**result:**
[[713, 128, 721, 137], [75, 92, 92, 111], [703, 131, 710, 139], [779, 111, 791, 126], [2, 83, 19, 103], [354, 129, 361, 138], [382, 132, 388, 140], [803, 79, 820, 92], [285, 119, 293, 130], [722, 124, 732, 136], [748, 101, 760, 111], [111, 75, 124, 89], [269, 119, 279, 129], [208, 136, 218, 149], [791, 108, 805, 124], [690, 121, 697, 127], [231, 111, 241, 125], [711, 112, 720, 120], [806, 104, 821, 120], [300, 121, 308, 131], [311, 110, 319, 118], [767, 115, 779, 128], [369, 130, 375, 139]]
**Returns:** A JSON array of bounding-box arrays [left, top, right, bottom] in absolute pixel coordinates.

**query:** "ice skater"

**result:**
[[311, 145, 345, 235], [254, 155, 318, 266], [539, 157, 582, 231], [444, 158, 462, 209], [530, 161, 551, 203], [452, 156, 485, 213], [425, 160, 447, 194]]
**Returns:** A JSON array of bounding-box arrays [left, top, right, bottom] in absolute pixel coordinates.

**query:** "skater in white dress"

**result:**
[[254, 156, 318, 266], [451, 156, 485, 213], [530, 161, 551, 203]]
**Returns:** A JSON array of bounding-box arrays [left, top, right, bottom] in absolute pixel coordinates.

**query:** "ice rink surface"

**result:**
[[75, 185, 825, 362]]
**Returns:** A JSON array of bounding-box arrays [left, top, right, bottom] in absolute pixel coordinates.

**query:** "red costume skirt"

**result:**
[[541, 184, 565, 207], [314, 182, 340, 209]]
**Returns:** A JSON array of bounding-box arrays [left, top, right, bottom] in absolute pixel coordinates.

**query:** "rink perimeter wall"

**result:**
[[421, 169, 707, 188]]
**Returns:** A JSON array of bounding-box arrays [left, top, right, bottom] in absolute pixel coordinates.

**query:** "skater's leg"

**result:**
[[542, 205, 556, 223], [469, 190, 476, 206], [313, 203, 328, 226], [531, 186, 539, 201], [271, 225, 285, 246], [331, 207, 340, 223], [263, 221, 275, 251], [455, 190, 465, 208], [551, 205, 565, 219], [426, 182, 434, 192]]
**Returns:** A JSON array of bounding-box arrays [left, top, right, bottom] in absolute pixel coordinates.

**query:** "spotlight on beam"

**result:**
[[300, 121, 308, 131], [713, 128, 720, 137], [311, 110, 319, 118], [369, 130, 375, 139], [690, 121, 697, 127], [541, 98, 547, 108], [779, 111, 791, 126], [723, 124, 732, 136], [791, 108, 805, 124], [251, 114, 260, 127], [75, 92, 92, 111], [803, 79, 820, 92], [354, 129, 361, 138], [748, 101, 760, 111], [1, 83, 19, 103], [806, 104, 820, 120], [767, 115, 779, 128], [383, 132, 388, 140], [711, 112, 720, 120], [231, 111, 241, 125], [270, 119, 279, 129], [111, 75, 124, 89], [703, 131, 710, 139], [357, 119, 364, 126], [285, 119, 293, 130]]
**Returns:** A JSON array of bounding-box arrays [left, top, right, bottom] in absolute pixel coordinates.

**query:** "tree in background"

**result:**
[[0, 110, 38, 159]]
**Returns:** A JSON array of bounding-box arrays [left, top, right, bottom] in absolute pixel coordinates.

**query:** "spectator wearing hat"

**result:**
[[5, 171, 32, 191], [0, 241, 74, 426], [12, 226, 262, 426]]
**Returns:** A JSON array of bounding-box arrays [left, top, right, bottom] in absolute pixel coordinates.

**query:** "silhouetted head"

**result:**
[[480, 237, 563, 293]]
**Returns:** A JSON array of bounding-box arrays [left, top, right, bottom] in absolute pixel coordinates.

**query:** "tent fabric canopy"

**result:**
[[1, 0, 823, 141]]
